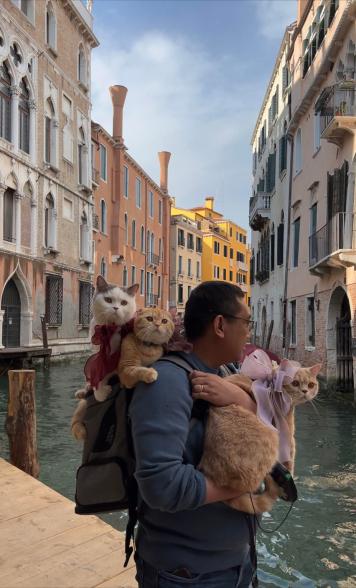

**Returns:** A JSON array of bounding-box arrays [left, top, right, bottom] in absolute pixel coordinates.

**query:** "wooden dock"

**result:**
[[0, 346, 52, 369], [0, 458, 137, 588]]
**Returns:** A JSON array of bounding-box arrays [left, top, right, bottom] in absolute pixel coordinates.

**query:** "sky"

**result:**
[[91, 0, 297, 228]]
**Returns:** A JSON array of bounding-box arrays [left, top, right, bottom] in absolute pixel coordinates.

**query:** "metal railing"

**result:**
[[146, 292, 158, 306], [249, 192, 271, 218], [315, 84, 356, 135], [146, 252, 160, 266], [309, 212, 356, 267]]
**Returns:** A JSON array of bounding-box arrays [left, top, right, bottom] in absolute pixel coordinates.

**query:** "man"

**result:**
[[129, 281, 256, 587]]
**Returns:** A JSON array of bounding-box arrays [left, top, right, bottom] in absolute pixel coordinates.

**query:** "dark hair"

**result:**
[[184, 281, 244, 341]]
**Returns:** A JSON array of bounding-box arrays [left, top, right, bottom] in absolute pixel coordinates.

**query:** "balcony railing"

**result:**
[[315, 84, 356, 146], [146, 252, 160, 266], [237, 261, 249, 272], [146, 292, 158, 307], [309, 212, 356, 274], [255, 269, 270, 284], [249, 192, 271, 231]]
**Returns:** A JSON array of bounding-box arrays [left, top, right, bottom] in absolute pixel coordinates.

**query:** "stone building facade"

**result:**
[[92, 85, 171, 310], [0, 0, 98, 354]]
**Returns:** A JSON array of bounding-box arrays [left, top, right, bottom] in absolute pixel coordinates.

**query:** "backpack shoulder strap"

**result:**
[[157, 354, 195, 374]]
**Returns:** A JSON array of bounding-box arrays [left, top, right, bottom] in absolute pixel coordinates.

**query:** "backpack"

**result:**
[[74, 354, 204, 566]]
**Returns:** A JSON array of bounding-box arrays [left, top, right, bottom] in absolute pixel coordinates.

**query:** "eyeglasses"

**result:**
[[223, 314, 255, 330]]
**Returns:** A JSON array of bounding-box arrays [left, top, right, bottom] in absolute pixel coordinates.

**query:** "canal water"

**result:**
[[0, 358, 355, 587]]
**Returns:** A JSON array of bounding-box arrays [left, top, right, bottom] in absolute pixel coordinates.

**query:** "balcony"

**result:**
[[146, 292, 158, 307], [255, 269, 270, 284], [92, 167, 100, 186], [146, 252, 160, 267], [309, 212, 356, 275], [249, 193, 271, 232], [238, 261, 249, 272], [315, 83, 356, 147]]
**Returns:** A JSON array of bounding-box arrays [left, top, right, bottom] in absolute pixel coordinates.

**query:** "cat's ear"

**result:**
[[309, 363, 322, 377], [96, 275, 109, 293], [126, 283, 139, 297]]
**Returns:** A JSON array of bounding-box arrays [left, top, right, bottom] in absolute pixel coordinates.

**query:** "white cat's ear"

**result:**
[[309, 363, 322, 377], [126, 283, 139, 297], [96, 275, 109, 292]]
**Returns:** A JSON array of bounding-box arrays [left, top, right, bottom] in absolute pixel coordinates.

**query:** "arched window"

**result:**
[[100, 200, 107, 233], [100, 257, 106, 278], [19, 78, 30, 154], [3, 188, 16, 242], [78, 46, 87, 86], [45, 97, 56, 165], [131, 219, 136, 248], [150, 233, 154, 257], [44, 193, 55, 248], [0, 61, 12, 142], [146, 230, 150, 254], [124, 213, 128, 244], [78, 126, 85, 185], [140, 225, 145, 253], [80, 211, 89, 260], [46, 3, 56, 50], [123, 265, 128, 287]]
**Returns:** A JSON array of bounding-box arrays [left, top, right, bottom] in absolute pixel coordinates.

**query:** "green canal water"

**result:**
[[0, 358, 355, 587]]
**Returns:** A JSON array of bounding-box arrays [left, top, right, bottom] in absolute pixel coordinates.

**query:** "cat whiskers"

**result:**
[[309, 398, 320, 417]]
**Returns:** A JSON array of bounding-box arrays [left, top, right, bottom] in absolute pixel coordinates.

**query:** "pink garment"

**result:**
[[84, 320, 134, 390], [240, 349, 300, 463]]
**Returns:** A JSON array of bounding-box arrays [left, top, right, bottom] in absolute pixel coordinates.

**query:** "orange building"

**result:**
[[91, 85, 171, 309]]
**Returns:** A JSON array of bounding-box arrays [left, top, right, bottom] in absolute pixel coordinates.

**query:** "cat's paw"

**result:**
[[72, 422, 87, 441], [94, 384, 112, 402], [75, 383, 92, 399], [142, 368, 158, 383]]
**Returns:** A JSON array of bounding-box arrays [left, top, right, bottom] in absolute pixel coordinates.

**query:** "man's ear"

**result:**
[[213, 315, 225, 339]]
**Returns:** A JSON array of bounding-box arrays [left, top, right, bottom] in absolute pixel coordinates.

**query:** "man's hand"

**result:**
[[190, 371, 256, 413]]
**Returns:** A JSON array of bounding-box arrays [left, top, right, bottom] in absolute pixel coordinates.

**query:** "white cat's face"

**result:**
[[93, 276, 138, 326]]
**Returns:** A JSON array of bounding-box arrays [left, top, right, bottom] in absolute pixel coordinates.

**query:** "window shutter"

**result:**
[[277, 223, 284, 265], [270, 233, 275, 271]]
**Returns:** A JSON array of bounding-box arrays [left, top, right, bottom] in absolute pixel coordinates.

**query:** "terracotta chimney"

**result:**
[[158, 151, 171, 193], [109, 85, 127, 142], [205, 196, 214, 210]]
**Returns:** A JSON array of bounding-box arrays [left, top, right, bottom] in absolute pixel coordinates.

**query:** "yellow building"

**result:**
[[172, 197, 250, 305]]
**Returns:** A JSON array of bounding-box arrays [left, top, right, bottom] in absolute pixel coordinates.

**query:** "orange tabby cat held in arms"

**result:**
[[118, 307, 175, 389]]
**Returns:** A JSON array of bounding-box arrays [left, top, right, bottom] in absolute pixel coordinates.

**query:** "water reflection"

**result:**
[[0, 360, 355, 586]]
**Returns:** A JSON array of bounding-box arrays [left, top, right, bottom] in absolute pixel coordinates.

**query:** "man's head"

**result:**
[[184, 281, 252, 365]]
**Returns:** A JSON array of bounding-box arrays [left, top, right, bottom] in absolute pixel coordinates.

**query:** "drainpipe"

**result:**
[[282, 134, 294, 356]]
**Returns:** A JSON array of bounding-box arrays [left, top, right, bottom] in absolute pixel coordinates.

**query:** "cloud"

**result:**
[[91, 30, 262, 224], [254, 0, 296, 41]]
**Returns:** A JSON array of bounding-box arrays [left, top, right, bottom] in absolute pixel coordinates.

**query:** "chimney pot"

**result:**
[[158, 151, 171, 193], [109, 85, 127, 141]]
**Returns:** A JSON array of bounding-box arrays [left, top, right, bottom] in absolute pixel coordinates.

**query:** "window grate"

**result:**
[[45, 275, 63, 325], [79, 281, 93, 326]]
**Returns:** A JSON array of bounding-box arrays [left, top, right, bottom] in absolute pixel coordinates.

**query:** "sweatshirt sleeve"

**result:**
[[128, 361, 207, 513]]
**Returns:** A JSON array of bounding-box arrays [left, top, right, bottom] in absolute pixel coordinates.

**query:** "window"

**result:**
[[80, 211, 89, 260], [146, 230, 150, 254], [178, 284, 183, 304], [123, 165, 129, 197], [45, 98, 56, 165], [223, 245, 228, 257], [140, 269, 144, 295], [178, 229, 185, 247], [124, 213, 128, 244], [132, 219, 136, 248], [46, 3, 56, 50], [63, 197, 73, 220], [187, 285, 192, 298], [149, 191, 154, 217], [230, 248, 233, 259], [178, 255, 183, 274], [214, 241, 220, 254], [196, 237, 202, 253], [131, 266, 136, 285], [223, 268, 227, 280], [135, 178, 141, 208], [150, 233, 154, 258], [279, 134, 287, 174], [123, 266, 128, 287], [100, 257, 107, 278], [18, 0, 34, 21], [314, 111, 321, 152], [290, 300, 297, 345], [237, 251, 245, 263], [78, 126, 85, 185], [295, 129, 302, 174], [78, 46, 87, 86], [45, 275, 63, 325], [229, 270, 233, 281], [159, 238, 162, 261], [293, 218, 300, 267], [0, 62, 12, 142], [158, 199, 162, 224], [306, 297, 315, 347], [19, 79, 30, 154], [158, 276, 161, 298], [100, 144, 107, 181], [196, 261, 200, 279], [63, 95, 73, 162], [187, 233, 194, 250], [270, 231, 275, 272], [3, 188, 15, 242], [140, 226, 145, 253], [310, 203, 318, 264], [229, 227, 232, 237], [100, 200, 107, 233], [44, 193, 55, 248], [187, 258, 192, 277], [79, 281, 93, 326], [277, 220, 284, 266]]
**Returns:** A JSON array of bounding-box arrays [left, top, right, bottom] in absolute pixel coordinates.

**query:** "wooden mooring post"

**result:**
[[5, 369, 40, 478]]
